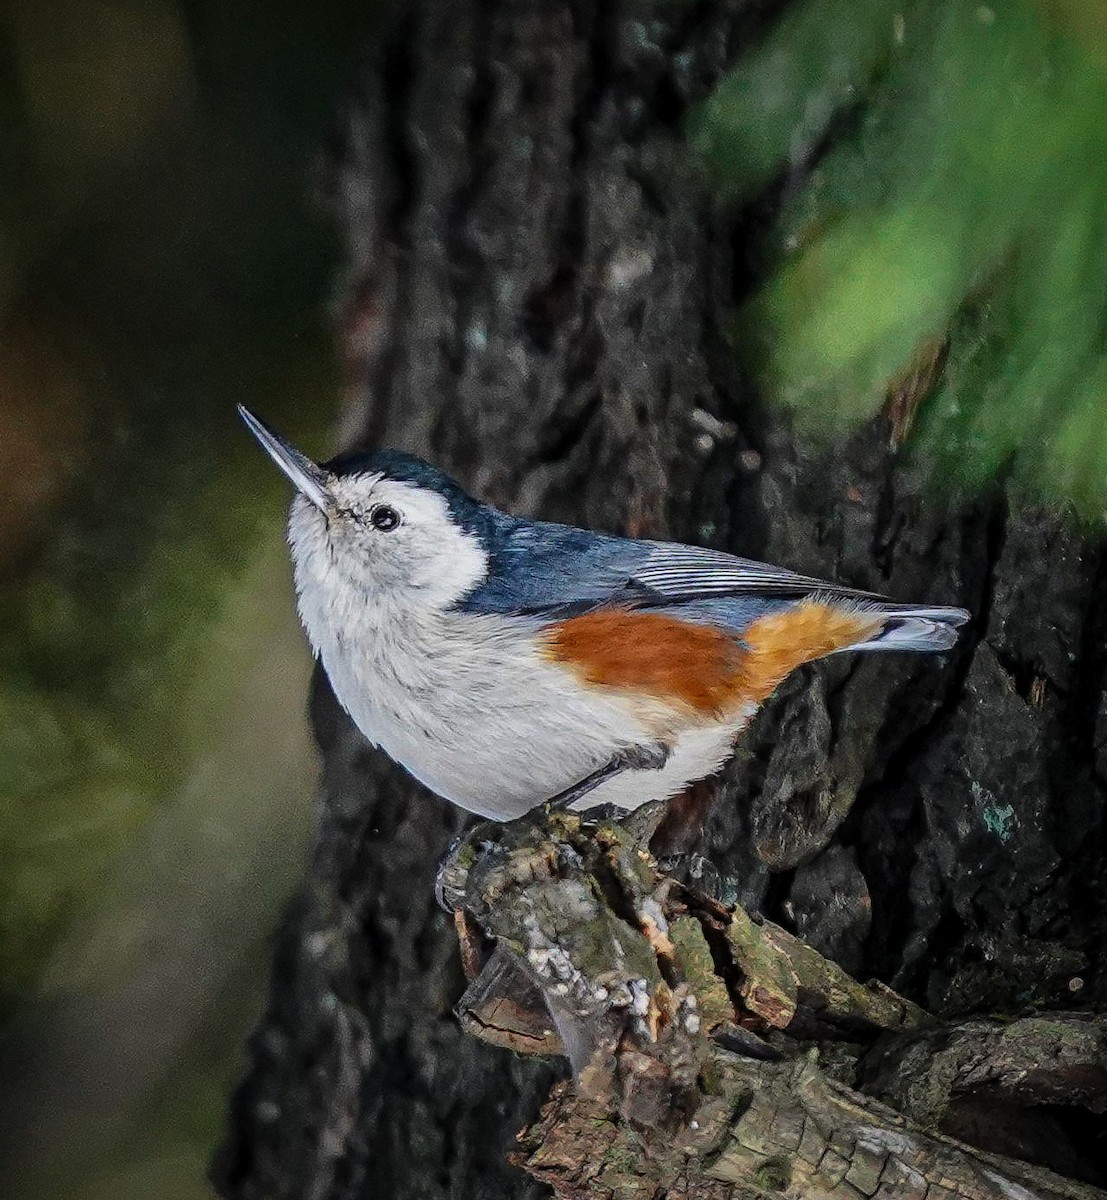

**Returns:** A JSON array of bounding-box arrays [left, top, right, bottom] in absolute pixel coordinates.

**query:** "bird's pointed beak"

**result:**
[[237, 405, 331, 511]]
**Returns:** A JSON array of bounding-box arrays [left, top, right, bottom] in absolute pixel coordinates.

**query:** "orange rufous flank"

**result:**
[[543, 610, 745, 714], [542, 601, 883, 716]]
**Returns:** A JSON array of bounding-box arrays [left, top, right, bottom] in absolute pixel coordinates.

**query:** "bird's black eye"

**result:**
[[369, 504, 401, 532]]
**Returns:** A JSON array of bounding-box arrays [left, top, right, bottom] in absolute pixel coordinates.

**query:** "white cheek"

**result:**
[[406, 526, 487, 606]]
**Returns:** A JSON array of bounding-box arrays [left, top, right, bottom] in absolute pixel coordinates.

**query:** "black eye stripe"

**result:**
[[370, 504, 401, 532]]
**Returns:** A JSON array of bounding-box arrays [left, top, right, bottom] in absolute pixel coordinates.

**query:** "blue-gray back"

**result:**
[[455, 512, 880, 632]]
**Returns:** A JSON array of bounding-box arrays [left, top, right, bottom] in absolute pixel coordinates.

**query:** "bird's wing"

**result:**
[[625, 541, 883, 604], [456, 520, 883, 617]]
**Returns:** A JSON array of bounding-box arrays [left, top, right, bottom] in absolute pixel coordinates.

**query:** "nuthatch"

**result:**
[[240, 405, 969, 822]]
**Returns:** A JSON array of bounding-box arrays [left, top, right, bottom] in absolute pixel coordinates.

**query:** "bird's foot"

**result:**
[[435, 821, 501, 913], [572, 802, 628, 825]]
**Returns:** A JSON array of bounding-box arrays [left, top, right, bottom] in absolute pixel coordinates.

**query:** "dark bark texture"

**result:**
[[213, 0, 1107, 1197]]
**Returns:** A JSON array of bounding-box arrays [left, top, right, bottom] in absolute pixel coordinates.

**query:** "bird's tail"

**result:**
[[841, 603, 971, 653]]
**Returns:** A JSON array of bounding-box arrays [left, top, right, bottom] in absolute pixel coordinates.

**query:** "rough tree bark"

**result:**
[[212, 1, 1107, 1197]]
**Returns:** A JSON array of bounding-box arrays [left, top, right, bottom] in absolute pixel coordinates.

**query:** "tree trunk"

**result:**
[[212, 1, 1107, 1197]]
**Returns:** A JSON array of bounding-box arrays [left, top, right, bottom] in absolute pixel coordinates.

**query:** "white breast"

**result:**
[[313, 597, 626, 817]]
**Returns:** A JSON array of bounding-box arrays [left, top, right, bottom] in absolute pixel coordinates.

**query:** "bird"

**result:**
[[239, 404, 969, 823]]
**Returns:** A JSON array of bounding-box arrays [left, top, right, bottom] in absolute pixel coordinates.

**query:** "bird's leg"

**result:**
[[546, 741, 670, 813]]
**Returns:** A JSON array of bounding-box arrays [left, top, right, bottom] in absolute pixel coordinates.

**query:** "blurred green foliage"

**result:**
[[690, 0, 1107, 515], [0, 0, 363, 1006], [0, 0, 375, 1196]]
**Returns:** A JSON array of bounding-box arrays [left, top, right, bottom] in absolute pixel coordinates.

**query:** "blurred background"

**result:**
[[2, 0, 1107, 1198], [0, 2, 375, 1197], [692, 0, 1107, 513]]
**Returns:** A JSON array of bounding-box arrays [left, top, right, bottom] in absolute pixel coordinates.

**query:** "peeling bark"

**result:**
[[213, 0, 1107, 1196]]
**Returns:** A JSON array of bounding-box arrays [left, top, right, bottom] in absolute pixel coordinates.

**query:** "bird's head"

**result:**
[[238, 406, 494, 618]]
